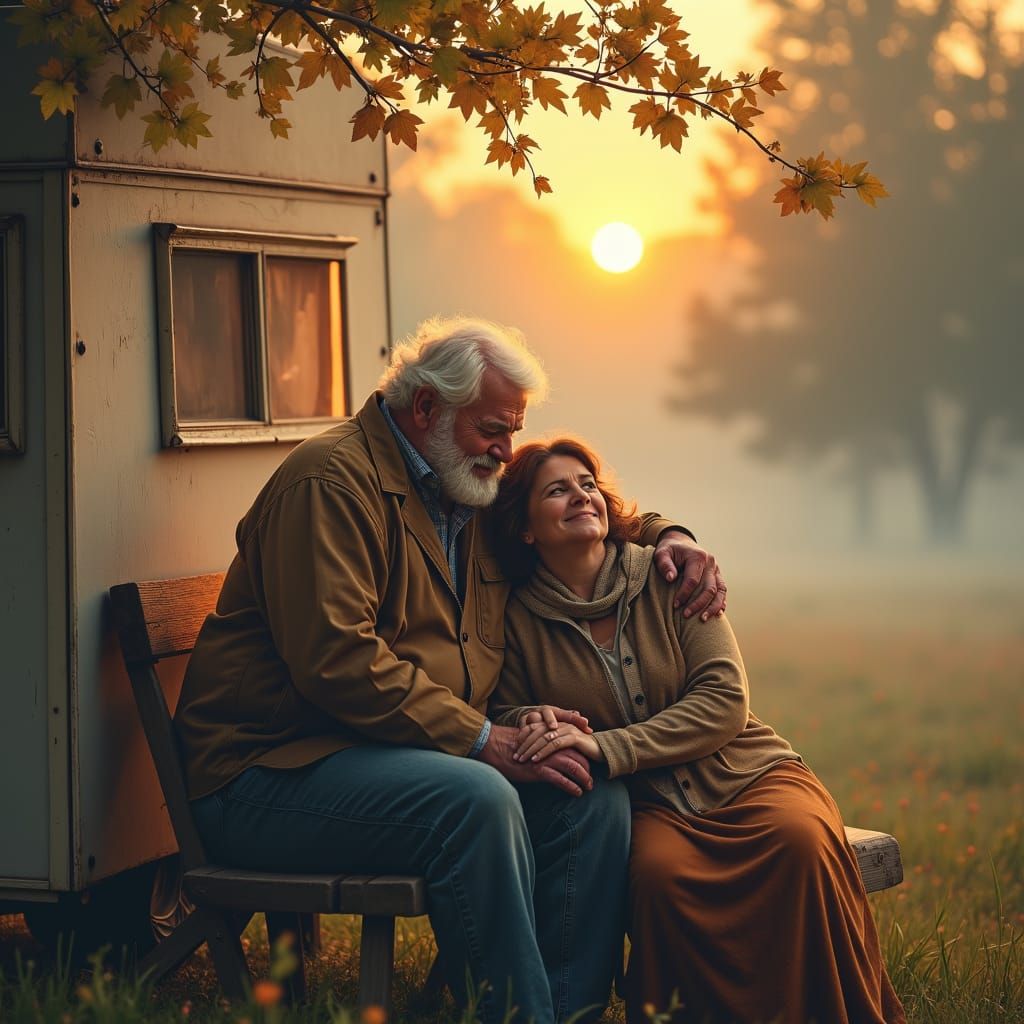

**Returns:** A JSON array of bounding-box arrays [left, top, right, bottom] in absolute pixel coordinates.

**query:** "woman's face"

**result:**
[[525, 454, 609, 556]]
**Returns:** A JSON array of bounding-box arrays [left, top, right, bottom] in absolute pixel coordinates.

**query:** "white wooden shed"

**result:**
[[0, 21, 392, 942]]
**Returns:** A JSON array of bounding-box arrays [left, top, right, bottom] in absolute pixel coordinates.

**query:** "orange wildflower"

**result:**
[[362, 1005, 387, 1024], [252, 980, 284, 1007]]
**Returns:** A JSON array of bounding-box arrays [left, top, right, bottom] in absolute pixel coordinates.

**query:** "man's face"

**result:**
[[425, 370, 528, 508]]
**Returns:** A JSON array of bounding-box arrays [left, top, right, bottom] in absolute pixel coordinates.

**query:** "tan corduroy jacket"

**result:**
[[490, 543, 801, 815], [174, 395, 675, 800]]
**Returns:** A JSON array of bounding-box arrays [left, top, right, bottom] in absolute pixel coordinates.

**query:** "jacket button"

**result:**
[[634, 694, 645, 705], [681, 779, 691, 789], [623, 655, 634, 666], [461, 632, 470, 642]]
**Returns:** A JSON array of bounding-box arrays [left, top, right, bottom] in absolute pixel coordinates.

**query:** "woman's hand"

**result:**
[[514, 720, 604, 764], [520, 705, 593, 733]]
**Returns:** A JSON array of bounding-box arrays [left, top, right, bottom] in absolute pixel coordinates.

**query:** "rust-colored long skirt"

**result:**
[[625, 760, 905, 1024]]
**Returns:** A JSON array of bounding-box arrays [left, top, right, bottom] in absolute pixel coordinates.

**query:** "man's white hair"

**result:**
[[379, 316, 549, 410]]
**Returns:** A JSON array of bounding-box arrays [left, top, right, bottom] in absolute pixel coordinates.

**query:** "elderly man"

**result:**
[[175, 317, 725, 1024]]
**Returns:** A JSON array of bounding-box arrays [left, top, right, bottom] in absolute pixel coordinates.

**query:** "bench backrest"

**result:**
[[109, 573, 225, 872]]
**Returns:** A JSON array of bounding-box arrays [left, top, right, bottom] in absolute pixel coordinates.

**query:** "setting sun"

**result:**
[[591, 222, 644, 274]]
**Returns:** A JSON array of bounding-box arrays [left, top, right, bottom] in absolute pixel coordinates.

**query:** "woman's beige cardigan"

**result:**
[[489, 543, 800, 815]]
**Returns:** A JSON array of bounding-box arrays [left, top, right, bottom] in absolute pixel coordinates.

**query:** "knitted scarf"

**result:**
[[517, 542, 654, 622]]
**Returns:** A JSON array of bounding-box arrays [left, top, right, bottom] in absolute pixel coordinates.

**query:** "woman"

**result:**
[[488, 438, 905, 1024]]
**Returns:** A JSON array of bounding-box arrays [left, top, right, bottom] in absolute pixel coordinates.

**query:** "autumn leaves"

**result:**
[[14, 0, 888, 217]]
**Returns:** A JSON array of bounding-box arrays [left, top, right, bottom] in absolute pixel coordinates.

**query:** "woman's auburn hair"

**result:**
[[490, 437, 642, 582]]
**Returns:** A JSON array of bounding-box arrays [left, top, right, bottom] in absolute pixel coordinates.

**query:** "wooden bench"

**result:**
[[109, 573, 425, 1011], [110, 571, 903, 1006]]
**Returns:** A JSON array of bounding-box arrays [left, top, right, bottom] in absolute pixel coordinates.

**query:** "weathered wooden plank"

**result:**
[[338, 875, 427, 916], [845, 826, 903, 894], [184, 866, 342, 913], [122, 573, 225, 662]]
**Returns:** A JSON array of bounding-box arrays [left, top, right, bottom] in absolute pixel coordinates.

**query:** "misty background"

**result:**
[[386, 0, 1024, 593]]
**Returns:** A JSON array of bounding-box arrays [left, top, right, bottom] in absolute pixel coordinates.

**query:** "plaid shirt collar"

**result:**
[[379, 399, 476, 592]]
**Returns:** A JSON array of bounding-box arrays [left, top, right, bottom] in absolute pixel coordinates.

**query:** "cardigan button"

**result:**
[[634, 694, 645, 706], [623, 655, 634, 666], [461, 632, 470, 642]]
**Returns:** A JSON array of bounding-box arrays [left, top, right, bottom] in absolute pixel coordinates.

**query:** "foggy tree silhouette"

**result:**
[[670, 0, 1023, 544]]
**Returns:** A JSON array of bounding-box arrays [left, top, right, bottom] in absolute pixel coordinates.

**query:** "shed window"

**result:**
[[155, 224, 356, 447], [1, 216, 25, 455]]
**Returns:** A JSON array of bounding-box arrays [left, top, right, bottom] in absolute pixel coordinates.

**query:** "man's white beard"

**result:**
[[424, 407, 502, 508]]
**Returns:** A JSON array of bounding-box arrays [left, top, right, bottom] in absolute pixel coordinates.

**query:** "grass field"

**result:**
[[2, 581, 1022, 1022]]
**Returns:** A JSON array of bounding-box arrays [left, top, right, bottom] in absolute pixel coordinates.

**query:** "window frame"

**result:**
[[154, 223, 357, 448], [0, 215, 26, 455]]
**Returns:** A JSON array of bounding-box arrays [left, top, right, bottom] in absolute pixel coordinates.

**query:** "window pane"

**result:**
[[171, 250, 256, 422], [266, 257, 346, 421]]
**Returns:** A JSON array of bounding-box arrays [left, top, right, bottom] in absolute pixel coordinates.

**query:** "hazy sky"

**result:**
[[386, 1, 1024, 580]]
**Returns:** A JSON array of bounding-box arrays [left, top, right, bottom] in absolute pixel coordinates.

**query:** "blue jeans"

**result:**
[[192, 747, 631, 1023]]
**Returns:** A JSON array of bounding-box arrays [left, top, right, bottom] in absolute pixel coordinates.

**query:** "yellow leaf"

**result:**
[[384, 109, 423, 149], [854, 173, 889, 207], [350, 102, 386, 142], [108, 0, 147, 34], [270, 117, 291, 139], [574, 81, 610, 119], [101, 74, 142, 118], [176, 102, 214, 147], [431, 45, 466, 87], [142, 110, 176, 151], [32, 77, 77, 119], [533, 175, 552, 197]]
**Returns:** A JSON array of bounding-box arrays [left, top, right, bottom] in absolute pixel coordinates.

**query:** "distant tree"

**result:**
[[10, 0, 883, 212], [671, 0, 1023, 543]]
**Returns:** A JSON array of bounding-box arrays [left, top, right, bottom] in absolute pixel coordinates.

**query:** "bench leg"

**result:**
[[136, 906, 209, 985], [300, 913, 321, 955], [201, 907, 251, 1002], [359, 915, 395, 1015], [265, 911, 307, 1005]]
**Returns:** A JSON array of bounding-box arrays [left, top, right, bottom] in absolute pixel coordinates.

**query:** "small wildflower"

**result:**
[[362, 1005, 387, 1024], [252, 980, 284, 1007], [898, 797, 910, 810], [937, 822, 949, 834], [76, 985, 94, 1004], [643, 1004, 658, 1019], [966, 844, 976, 857], [181, 999, 192, 1017]]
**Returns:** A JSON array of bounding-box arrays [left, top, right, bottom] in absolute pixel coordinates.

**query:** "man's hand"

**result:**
[[653, 530, 727, 620], [478, 724, 593, 797]]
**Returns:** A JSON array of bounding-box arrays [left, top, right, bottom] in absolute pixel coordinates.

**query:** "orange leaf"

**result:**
[[574, 81, 610, 119], [383, 109, 422, 149], [532, 75, 567, 113], [350, 102, 386, 142]]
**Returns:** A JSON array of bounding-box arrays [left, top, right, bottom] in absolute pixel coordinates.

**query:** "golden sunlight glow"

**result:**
[[591, 222, 644, 273]]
